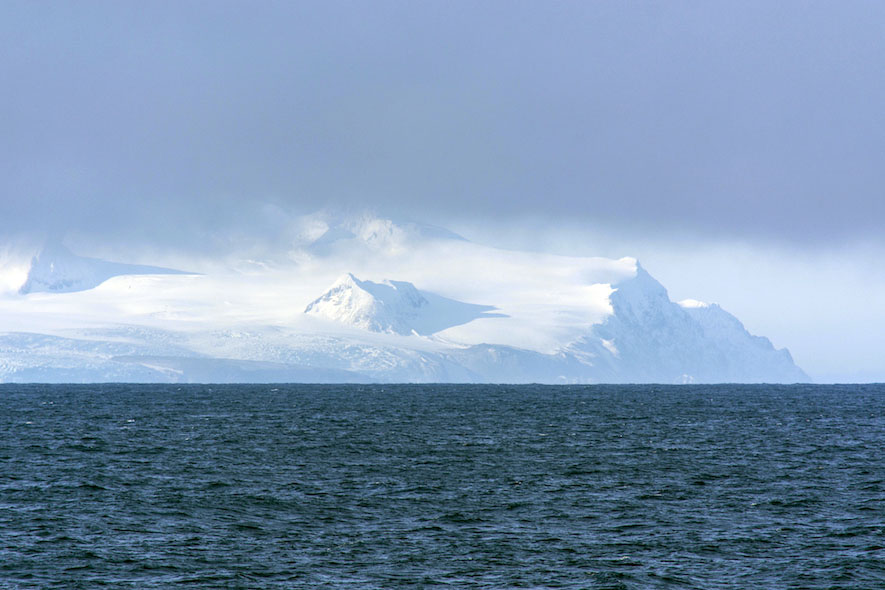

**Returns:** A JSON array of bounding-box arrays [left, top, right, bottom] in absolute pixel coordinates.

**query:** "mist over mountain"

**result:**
[[19, 240, 190, 294], [0, 212, 805, 384], [2, 2, 884, 382]]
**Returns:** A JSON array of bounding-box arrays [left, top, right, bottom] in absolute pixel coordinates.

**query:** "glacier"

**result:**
[[19, 240, 191, 294], [0, 214, 807, 383]]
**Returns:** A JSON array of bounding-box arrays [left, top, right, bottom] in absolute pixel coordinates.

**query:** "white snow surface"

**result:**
[[304, 273, 503, 336], [305, 274, 428, 335], [678, 299, 710, 309], [17, 241, 191, 294], [572, 264, 806, 383], [0, 211, 806, 383]]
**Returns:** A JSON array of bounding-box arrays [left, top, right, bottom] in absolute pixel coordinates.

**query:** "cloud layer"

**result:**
[[2, 1, 884, 247]]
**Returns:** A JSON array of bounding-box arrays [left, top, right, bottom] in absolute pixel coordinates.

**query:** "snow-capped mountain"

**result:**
[[678, 299, 803, 382], [19, 241, 190, 294], [0, 212, 807, 383], [569, 264, 806, 383], [304, 273, 503, 336], [304, 274, 428, 335]]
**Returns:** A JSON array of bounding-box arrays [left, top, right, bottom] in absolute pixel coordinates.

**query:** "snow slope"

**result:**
[[0, 212, 807, 383], [19, 241, 191, 294], [304, 273, 504, 335], [569, 264, 806, 383]]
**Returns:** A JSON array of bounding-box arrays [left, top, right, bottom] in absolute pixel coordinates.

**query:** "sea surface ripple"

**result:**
[[1, 384, 883, 589]]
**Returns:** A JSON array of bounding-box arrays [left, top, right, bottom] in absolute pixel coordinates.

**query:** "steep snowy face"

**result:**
[[0, 212, 808, 383], [19, 242, 190, 294], [679, 301, 803, 380], [19, 242, 103, 294], [304, 273, 429, 335], [304, 273, 503, 336], [575, 263, 806, 383], [584, 263, 706, 381]]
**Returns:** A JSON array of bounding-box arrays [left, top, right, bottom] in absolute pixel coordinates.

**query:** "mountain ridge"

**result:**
[[304, 273, 505, 336], [0, 212, 807, 383], [19, 241, 192, 294]]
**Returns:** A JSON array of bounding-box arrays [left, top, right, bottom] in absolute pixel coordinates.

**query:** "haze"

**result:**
[[2, 1, 884, 381]]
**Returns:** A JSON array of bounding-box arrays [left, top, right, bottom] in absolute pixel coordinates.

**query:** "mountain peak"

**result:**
[[19, 241, 191, 294], [304, 274, 428, 335], [583, 263, 806, 383], [304, 273, 502, 336]]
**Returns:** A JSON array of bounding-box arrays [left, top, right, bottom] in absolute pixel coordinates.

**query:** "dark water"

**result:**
[[1, 384, 883, 589]]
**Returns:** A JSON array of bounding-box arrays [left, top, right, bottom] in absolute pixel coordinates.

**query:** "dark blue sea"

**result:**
[[1, 384, 883, 589]]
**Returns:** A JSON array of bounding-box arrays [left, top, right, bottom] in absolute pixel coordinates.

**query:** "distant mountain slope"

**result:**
[[0, 332, 370, 383], [0, 212, 808, 383], [19, 241, 191, 294], [678, 299, 803, 382], [304, 273, 504, 335], [569, 264, 807, 383], [294, 210, 465, 256], [111, 356, 370, 384]]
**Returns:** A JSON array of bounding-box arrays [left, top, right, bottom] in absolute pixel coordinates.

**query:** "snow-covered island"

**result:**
[[0, 212, 806, 383]]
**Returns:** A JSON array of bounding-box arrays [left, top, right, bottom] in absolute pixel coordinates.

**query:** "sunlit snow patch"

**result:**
[[678, 299, 710, 309], [304, 273, 505, 336]]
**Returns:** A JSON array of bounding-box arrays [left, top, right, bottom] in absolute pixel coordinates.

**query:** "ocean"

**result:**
[[1, 384, 883, 589]]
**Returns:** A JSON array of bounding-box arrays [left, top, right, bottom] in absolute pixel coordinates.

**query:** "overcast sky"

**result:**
[[3, 1, 884, 246]]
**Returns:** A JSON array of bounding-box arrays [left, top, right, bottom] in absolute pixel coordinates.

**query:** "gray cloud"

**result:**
[[3, 1, 884, 247]]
